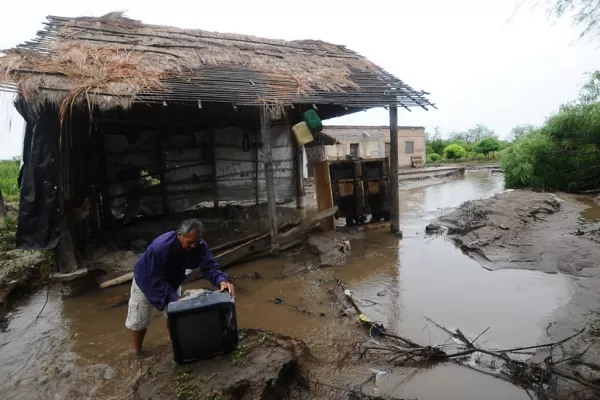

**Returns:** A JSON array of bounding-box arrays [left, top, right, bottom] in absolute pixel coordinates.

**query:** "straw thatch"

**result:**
[[0, 12, 434, 116]]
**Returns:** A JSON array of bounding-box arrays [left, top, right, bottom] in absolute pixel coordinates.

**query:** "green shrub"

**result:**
[[443, 144, 467, 160], [501, 131, 561, 190], [469, 152, 485, 161], [474, 137, 502, 157], [0, 159, 20, 202], [427, 153, 441, 163]]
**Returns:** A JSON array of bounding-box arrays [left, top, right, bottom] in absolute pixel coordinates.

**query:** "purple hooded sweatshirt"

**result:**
[[133, 231, 227, 311]]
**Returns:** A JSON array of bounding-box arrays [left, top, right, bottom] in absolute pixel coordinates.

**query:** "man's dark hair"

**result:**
[[178, 218, 204, 235]]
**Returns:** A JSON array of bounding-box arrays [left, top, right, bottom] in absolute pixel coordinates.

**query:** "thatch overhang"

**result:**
[[0, 12, 435, 119]]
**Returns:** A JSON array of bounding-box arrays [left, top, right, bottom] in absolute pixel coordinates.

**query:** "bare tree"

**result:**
[[548, 0, 600, 37]]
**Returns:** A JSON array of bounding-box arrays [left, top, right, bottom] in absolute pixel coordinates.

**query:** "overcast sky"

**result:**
[[0, 0, 597, 159]]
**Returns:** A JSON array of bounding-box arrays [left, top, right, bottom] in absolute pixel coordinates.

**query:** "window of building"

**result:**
[[405, 141, 414, 154], [350, 143, 359, 157]]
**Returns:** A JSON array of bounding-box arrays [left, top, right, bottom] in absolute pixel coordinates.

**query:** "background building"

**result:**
[[323, 126, 426, 167]]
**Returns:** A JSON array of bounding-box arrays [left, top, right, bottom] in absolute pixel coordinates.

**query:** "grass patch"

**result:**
[[173, 364, 199, 400], [204, 392, 224, 400], [258, 332, 268, 346], [231, 344, 250, 366], [0, 158, 20, 203], [0, 211, 17, 252]]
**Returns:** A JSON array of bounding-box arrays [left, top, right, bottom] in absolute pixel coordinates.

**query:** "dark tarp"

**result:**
[[15, 102, 61, 249]]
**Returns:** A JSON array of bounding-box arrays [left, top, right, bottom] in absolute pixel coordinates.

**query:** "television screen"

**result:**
[[168, 291, 238, 364], [174, 310, 223, 360]]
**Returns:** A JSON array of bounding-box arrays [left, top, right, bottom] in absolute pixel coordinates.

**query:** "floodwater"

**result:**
[[0, 170, 576, 400]]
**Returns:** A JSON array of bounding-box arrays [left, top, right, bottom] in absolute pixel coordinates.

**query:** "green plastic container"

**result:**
[[303, 109, 323, 131]]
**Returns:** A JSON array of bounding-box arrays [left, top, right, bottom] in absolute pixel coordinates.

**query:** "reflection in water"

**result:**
[[0, 170, 576, 400]]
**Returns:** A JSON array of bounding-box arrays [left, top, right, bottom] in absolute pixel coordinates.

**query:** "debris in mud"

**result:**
[[0, 249, 49, 313], [424, 223, 442, 233], [334, 280, 600, 400], [231, 272, 262, 280], [307, 231, 355, 268]]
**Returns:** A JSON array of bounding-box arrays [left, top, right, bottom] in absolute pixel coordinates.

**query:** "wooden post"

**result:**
[[260, 107, 278, 249], [56, 120, 77, 273], [295, 139, 306, 209], [97, 128, 112, 228], [254, 130, 261, 218], [157, 125, 169, 216], [314, 161, 334, 231], [389, 106, 401, 234], [211, 129, 218, 210]]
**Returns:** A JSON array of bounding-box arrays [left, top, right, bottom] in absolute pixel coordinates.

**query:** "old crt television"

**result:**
[[166, 291, 238, 364]]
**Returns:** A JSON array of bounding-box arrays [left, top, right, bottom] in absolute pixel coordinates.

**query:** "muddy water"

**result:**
[[577, 195, 600, 221], [0, 170, 576, 400]]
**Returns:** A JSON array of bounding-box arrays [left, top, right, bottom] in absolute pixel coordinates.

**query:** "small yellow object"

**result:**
[[359, 314, 370, 323], [292, 121, 314, 145]]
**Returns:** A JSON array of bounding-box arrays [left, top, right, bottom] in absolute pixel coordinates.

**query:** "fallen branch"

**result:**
[[336, 281, 599, 399]]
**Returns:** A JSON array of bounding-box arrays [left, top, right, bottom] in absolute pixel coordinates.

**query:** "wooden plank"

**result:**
[[314, 161, 334, 231], [261, 106, 278, 248], [100, 219, 303, 289], [389, 106, 400, 234]]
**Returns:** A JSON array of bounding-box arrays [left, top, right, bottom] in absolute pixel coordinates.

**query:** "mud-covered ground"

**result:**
[[4, 171, 600, 400], [436, 190, 600, 275], [135, 329, 312, 400], [436, 189, 600, 397]]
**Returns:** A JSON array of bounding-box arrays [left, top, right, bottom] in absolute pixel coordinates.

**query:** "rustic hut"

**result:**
[[0, 13, 434, 272]]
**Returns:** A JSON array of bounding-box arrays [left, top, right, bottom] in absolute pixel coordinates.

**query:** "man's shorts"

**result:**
[[125, 278, 181, 331]]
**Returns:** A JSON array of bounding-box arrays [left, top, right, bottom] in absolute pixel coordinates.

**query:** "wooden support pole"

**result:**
[[97, 129, 112, 228], [314, 160, 335, 231], [254, 130, 261, 218], [260, 107, 278, 249], [389, 106, 401, 234], [56, 119, 77, 273], [211, 129, 218, 210], [157, 125, 169, 216], [294, 136, 306, 209]]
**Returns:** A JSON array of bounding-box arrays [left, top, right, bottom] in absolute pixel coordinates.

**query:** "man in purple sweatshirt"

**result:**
[[125, 218, 235, 355]]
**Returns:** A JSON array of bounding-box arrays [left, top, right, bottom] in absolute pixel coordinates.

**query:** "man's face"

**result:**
[[178, 229, 201, 252]]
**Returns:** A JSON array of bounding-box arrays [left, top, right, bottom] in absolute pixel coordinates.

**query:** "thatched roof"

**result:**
[[0, 12, 434, 116]]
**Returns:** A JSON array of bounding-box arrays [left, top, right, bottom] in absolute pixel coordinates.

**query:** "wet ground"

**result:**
[[0, 170, 587, 400]]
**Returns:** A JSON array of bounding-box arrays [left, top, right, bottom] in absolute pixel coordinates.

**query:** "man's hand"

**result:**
[[219, 281, 235, 296]]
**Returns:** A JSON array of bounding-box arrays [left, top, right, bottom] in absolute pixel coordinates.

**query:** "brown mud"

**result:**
[[0, 170, 592, 400], [135, 329, 311, 400]]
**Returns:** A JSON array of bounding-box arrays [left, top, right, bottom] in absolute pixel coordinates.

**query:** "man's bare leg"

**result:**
[[166, 319, 172, 343], [132, 328, 147, 355]]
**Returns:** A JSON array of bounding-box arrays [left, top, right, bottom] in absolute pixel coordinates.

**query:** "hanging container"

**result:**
[[303, 109, 323, 131], [292, 121, 314, 145]]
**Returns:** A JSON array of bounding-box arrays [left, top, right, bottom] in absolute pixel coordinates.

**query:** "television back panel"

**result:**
[[167, 291, 238, 364]]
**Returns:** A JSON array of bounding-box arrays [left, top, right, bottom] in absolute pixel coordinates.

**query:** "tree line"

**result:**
[[425, 124, 508, 163], [501, 71, 600, 192], [497, 0, 600, 192]]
